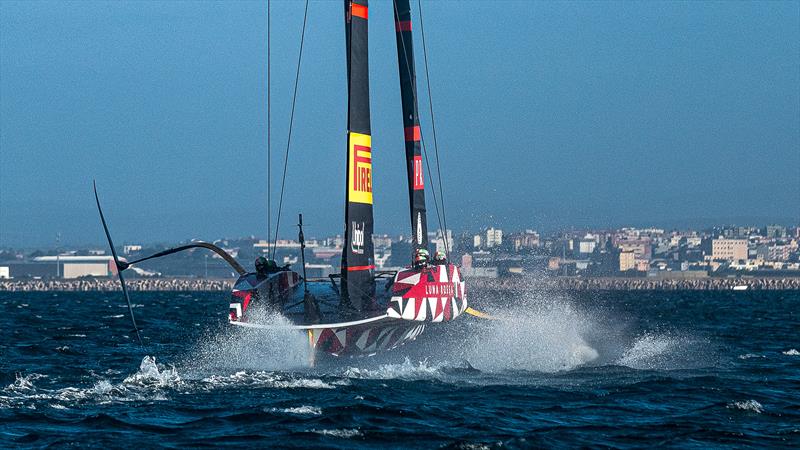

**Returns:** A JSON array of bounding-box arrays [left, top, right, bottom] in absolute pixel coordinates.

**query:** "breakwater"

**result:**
[[1, 276, 799, 292], [470, 276, 800, 291], [0, 278, 233, 292]]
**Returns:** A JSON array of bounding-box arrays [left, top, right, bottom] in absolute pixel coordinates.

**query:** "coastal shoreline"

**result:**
[[1, 276, 799, 292]]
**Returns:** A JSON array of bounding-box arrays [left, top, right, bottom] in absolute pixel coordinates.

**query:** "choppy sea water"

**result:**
[[1, 289, 798, 448]]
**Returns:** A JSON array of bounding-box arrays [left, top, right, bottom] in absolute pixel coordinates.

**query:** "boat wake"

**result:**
[[180, 307, 312, 374], [165, 286, 712, 380], [614, 331, 707, 370], [451, 285, 715, 375], [464, 294, 600, 373]]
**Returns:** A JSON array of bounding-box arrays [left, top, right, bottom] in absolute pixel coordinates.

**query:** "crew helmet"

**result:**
[[414, 248, 430, 263], [255, 256, 268, 272], [434, 250, 447, 261]]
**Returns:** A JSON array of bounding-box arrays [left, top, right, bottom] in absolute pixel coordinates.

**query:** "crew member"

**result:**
[[413, 248, 430, 269], [432, 250, 448, 265], [254, 256, 284, 312], [255, 256, 268, 279], [255, 256, 280, 279]]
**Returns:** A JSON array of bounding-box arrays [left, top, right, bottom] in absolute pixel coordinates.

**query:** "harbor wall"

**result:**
[[468, 276, 800, 291], [1, 276, 799, 292]]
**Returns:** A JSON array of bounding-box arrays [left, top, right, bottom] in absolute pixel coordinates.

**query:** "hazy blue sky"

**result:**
[[1, 1, 798, 247]]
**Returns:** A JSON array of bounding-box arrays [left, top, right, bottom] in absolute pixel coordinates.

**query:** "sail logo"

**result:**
[[353, 146, 371, 193], [348, 132, 373, 204], [413, 155, 424, 190], [351, 221, 365, 254]]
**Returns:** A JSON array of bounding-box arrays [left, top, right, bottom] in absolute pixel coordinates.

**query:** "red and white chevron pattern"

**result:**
[[386, 264, 467, 322], [312, 323, 426, 356]]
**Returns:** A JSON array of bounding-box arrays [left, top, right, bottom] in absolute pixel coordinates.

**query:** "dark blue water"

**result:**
[[1, 289, 799, 448]]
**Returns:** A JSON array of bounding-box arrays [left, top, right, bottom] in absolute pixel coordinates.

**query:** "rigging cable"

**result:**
[[417, 0, 449, 254], [272, 0, 310, 260], [267, 0, 272, 256], [392, 0, 447, 254], [419, 118, 447, 253]]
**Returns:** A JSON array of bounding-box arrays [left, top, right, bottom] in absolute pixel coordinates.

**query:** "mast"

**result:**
[[341, 0, 376, 315], [393, 0, 428, 256]]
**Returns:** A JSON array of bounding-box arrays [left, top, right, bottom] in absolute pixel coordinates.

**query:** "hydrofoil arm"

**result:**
[[121, 242, 247, 275]]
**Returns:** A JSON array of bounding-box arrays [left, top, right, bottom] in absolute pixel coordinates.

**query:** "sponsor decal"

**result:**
[[229, 303, 242, 321], [350, 2, 368, 20], [395, 20, 412, 32], [413, 155, 424, 190], [351, 221, 365, 255], [348, 132, 373, 204], [404, 126, 421, 142], [416, 213, 423, 245], [423, 283, 455, 297]]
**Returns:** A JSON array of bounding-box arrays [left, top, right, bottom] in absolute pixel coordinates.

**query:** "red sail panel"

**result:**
[[393, 0, 428, 257], [341, 0, 376, 316]]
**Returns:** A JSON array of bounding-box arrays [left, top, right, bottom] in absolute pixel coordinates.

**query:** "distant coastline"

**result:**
[[1, 276, 798, 292]]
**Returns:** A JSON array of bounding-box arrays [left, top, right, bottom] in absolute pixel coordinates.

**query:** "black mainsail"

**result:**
[[341, 0, 376, 315], [393, 0, 428, 255]]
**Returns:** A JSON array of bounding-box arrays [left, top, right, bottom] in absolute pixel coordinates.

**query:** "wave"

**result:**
[[123, 356, 181, 387], [1, 356, 182, 409], [3, 373, 46, 393], [201, 371, 340, 390], [309, 428, 362, 438], [47, 357, 179, 404], [0, 355, 344, 411], [267, 406, 322, 416], [342, 357, 443, 380], [782, 349, 799, 356], [727, 399, 763, 413]]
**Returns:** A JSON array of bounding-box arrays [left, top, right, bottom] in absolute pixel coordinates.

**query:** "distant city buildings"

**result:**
[[0, 224, 798, 280], [616, 239, 651, 260], [766, 225, 787, 239], [711, 238, 748, 262], [429, 230, 454, 255], [574, 235, 597, 256], [510, 230, 540, 251], [32, 256, 115, 279], [461, 253, 473, 269], [472, 235, 482, 249], [619, 251, 635, 272], [485, 228, 503, 248], [123, 245, 142, 255]]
